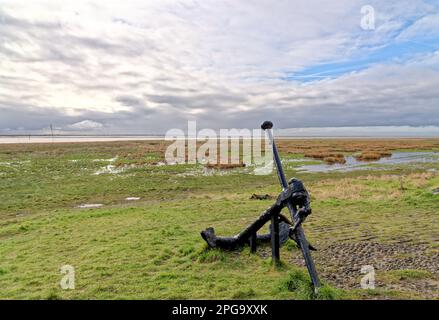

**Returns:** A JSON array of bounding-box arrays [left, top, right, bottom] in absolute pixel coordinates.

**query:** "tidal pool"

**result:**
[[296, 151, 439, 173]]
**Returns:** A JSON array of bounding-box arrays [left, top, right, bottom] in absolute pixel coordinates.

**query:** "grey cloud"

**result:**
[[145, 93, 246, 108], [0, 1, 438, 135], [116, 95, 146, 108]]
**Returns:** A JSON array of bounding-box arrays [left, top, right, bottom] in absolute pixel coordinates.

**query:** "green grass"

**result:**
[[277, 270, 345, 300], [383, 269, 434, 281], [0, 141, 438, 299]]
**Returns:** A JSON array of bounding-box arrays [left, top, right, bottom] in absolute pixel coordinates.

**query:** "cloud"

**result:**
[[396, 13, 439, 41], [67, 120, 103, 130], [0, 0, 438, 134]]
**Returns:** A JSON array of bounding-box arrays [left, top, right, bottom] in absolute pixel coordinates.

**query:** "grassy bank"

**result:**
[[0, 140, 438, 299]]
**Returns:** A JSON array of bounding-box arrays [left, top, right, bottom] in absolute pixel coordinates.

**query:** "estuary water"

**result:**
[[296, 152, 439, 173]]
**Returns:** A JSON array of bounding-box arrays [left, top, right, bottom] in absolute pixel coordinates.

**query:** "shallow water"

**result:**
[[77, 204, 103, 208], [94, 165, 126, 175], [125, 197, 141, 201], [93, 157, 118, 162], [296, 151, 439, 173]]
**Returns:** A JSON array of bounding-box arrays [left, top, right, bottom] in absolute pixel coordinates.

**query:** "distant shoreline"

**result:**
[[1, 135, 438, 144]]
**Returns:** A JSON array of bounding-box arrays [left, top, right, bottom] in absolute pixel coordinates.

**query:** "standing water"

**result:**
[[296, 152, 439, 173]]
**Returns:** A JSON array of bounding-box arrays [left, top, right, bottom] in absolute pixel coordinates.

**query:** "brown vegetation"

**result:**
[[304, 151, 346, 164], [204, 163, 246, 169], [303, 151, 345, 159], [323, 156, 347, 164], [280, 139, 439, 164], [278, 138, 438, 156], [2, 138, 438, 166], [355, 150, 393, 161]]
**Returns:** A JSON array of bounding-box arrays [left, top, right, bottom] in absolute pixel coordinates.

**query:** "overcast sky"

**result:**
[[1, 0, 439, 135]]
